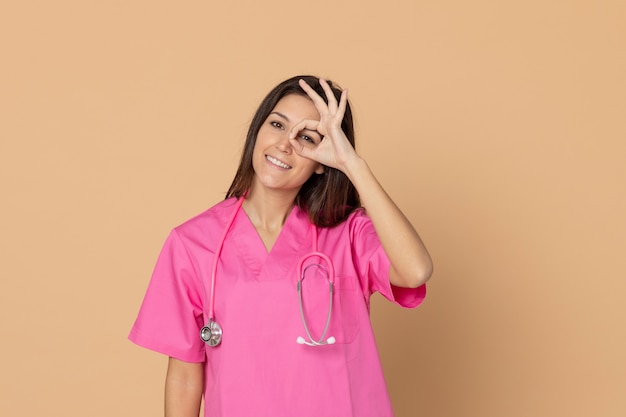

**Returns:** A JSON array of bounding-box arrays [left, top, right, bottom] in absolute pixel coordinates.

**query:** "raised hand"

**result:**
[[288, 78, 359, 172]]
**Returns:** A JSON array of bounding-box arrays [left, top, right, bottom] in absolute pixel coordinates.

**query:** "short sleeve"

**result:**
[[350, 211, 426, 308], [129, 229, 206, 362]]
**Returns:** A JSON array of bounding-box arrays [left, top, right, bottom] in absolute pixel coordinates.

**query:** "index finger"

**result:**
[[288, 118, 321, 140]]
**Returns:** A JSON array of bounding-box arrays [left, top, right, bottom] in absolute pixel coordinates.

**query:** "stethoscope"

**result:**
[[200, 196, 336, 347]]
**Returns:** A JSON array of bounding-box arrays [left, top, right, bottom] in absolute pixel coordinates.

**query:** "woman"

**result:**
[[129, 75, 433, 417]]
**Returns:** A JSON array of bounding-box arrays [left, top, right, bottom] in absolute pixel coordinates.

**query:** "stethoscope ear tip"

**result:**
[[327, 336, 336, 344], [296, 336, 306, 345]]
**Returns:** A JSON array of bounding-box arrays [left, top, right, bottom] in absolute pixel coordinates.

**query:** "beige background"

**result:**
[[1, 1, 625, 416]]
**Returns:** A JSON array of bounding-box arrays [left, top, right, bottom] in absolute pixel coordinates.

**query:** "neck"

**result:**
[[243, 187, 298, 233]]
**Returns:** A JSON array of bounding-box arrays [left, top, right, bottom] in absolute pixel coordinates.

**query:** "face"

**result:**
[[250, 94, 324, 194]]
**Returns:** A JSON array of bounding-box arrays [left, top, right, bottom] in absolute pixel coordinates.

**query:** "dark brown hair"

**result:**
[[225, 75, 360, 227]]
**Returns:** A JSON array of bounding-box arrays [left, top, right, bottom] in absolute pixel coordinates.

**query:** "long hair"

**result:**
[[225, 75, 360, 227]]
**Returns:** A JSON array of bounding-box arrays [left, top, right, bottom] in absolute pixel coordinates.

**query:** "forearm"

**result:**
[[344, 157, 433, 288], [165, 357, 204, 417]]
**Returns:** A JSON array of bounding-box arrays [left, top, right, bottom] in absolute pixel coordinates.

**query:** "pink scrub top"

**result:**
[[129, 198, 426, 417]]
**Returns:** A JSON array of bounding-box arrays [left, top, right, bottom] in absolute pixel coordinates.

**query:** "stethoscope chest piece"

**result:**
[[200, 319, 223, 347]]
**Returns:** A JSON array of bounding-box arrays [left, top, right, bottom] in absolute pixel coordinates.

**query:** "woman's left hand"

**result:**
[[288, 79, 359, 172]]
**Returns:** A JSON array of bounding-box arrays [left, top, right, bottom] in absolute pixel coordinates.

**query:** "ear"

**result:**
[[315, 164, 325, 175]]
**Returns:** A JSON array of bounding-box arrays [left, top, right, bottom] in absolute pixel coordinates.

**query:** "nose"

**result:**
[[276, 133, 292, 154]]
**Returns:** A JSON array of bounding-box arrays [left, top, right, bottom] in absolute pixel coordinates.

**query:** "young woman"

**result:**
[[129, 75, 433, 417]]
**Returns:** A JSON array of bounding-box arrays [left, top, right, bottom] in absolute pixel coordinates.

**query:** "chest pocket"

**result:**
[[299, 272, 361, 344]]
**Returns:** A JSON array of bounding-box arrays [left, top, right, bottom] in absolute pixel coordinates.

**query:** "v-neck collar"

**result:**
[[231, 204, 313, 280]]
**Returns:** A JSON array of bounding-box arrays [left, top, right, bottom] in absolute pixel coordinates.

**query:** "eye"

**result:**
[[299, 134, 315, 144], [270, 121, 284, 129]]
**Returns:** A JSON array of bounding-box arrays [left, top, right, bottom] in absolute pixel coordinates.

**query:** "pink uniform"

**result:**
[[129, 198, 426, 417]]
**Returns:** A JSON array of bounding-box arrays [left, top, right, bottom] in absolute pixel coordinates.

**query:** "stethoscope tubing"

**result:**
[[208, 196, 245, 321], [297, 257, 334, 345]]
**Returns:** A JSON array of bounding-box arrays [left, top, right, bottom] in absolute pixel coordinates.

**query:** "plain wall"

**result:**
[[1, 1, 625, 416]]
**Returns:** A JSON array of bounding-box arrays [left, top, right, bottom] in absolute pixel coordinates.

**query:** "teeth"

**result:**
[[266, 155, 291, 169]]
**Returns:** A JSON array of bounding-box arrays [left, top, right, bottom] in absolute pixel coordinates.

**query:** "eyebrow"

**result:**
[[270, 111, 289, 121], [269, 111, 321, 138]]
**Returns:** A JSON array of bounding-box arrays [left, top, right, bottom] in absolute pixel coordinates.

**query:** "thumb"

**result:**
[[289, 138, 317, 161]]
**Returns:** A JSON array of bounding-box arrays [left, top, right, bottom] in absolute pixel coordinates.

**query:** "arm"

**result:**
[[289, 79, 433, 288], [343, 157, 433, 288], [165, 357, 204, 417]]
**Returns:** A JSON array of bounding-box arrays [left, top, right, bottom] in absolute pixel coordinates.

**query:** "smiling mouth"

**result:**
[[266, 155, 292, 169]]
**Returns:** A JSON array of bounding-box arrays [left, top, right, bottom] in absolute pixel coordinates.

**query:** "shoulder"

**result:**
[[323, 208, 375, 241], [340, 207, 374, 234], [172, 197, 240, 243]]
